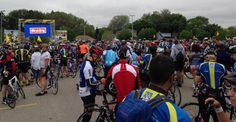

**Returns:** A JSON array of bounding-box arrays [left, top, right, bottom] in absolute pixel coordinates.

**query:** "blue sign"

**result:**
[[24, 24, 51, 37]]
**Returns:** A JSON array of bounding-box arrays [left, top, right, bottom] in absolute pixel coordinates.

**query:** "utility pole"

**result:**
[[83, 25, 86, 41], [129, 15, 135, 41], [0, 10, 5, 44]]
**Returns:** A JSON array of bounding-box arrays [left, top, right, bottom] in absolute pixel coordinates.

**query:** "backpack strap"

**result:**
[[147, 95, 169, 109], [133, 89, 145, 99]]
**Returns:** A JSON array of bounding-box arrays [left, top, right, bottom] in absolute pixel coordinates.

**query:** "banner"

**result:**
[[24, 24, 51, 37]]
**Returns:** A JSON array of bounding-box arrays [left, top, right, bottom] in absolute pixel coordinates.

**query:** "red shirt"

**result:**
[[105, 60, 141, 104]]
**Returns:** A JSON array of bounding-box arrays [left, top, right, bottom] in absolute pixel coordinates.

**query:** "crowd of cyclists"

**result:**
[[1, 37, 236, 121]]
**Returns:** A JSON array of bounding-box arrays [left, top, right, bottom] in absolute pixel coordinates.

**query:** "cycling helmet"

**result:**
[[229, 45, 236, 54], [203, 48, 217, 57], [90, 46, 103, 56], [224, 73, 236, 86]]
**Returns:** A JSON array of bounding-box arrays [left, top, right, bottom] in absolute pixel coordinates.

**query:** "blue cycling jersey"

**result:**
[[198, 62, 226, 89], [132, 52, 139, 67], [125, 88, 191, 122]]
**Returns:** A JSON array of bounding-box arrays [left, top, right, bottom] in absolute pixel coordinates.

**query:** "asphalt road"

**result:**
[[0, 74, 196, 122]]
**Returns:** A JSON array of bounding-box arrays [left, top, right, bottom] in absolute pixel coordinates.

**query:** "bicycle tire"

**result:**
[[169, 85, 182, 106], [17, 80, 26, 99], [77, 108, 102, 122], [52, 74, 58, 95], [181, 102, 200, 122], [184, 61, 194, 79], [6, 92, 17, 109], [184, 71, 194, 79]]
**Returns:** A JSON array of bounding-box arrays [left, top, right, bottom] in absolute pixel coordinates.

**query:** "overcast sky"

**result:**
[[1, 0, 236, 28]]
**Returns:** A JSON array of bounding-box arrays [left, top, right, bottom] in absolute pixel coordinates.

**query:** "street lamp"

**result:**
[[0, 10, 5, 44], [129, 15, 135, 41]]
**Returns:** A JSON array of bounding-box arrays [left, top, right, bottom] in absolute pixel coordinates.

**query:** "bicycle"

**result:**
[[5, 75, 26, 109], [181, 83, 234, 121], [168, 80, 182, 106], [36, 68, 58, 95], [77, 86, 116, 122], [184, 60, 194, 79], [67, 58, 78, 78]]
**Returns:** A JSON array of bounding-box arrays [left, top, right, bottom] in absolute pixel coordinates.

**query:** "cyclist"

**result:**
[[103, 45, 118, 77], [15, 44, 30, 86], [103, 50, 141, 105], [79, 40, 89, 60], [2, 47, 17, 104], [229, 45, 236, 72], [35, 44, 51, 96], [205, 73, 236, 122], [30, 46, 41, 82], [59, 43, 68, 78], [119, 55, 191, 121], [79, 46, 103, 122], [195, 47, 228, 122], [170, 40, 186, 87], [119, 40, 133, 64]]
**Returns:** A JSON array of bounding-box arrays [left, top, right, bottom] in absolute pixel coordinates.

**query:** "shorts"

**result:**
[[18, 63, 29, 73], [32, 69, 40, 79], [175, 61, 184, 71], [2, 74, 14, 85], [60, 59, 67, 66]]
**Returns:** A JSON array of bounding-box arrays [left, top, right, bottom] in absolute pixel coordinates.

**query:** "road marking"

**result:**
[[0, 103, 37, 110]]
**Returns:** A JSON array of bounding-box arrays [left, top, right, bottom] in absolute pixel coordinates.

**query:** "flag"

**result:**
[[37, 36, 42, 43]]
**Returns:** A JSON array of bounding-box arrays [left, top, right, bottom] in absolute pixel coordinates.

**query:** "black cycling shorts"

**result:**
[[60, 59, 67, 66], [18, 63, 29, 73]]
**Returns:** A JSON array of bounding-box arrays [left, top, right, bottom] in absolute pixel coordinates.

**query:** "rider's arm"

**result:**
[[205, 98, 232, 122]]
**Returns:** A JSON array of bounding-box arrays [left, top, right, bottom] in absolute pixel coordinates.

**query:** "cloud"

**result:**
[[1, 0, 235, 28]]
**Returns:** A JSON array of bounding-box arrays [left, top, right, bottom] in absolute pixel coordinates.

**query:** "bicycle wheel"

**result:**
[[77, 108, 113, 122], [184, 71, 194, 79], [51, 74, 58, 95], [77, 108, 101, 122], [181, 102, 200, 122], [184, 63, 194, 79], [6, 91, 17, 109], [169, 85, 182, 106], [16, 80, 26, 99]]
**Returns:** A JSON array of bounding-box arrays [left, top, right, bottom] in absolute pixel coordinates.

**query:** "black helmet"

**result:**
[[203, 48, 217, 57], [224, 73, 236, 86]]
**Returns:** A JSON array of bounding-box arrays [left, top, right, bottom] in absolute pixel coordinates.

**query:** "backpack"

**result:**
[[105, 50, 117, 67], [176, 49, 184, 63], [116, 90, 169, 122]]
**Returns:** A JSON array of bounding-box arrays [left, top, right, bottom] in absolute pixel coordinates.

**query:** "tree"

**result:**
[[133, 19, 154, 33], [179, 30, 193, 39], [108, 15, 129, 33], [101, 30, 114, 41], [138, 28, 156, 40], [117, 29, 132, 40], [205, 24, 222, 37]]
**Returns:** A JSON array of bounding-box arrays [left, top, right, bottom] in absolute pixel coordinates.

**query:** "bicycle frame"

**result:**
[[8, 76, 19, 92]]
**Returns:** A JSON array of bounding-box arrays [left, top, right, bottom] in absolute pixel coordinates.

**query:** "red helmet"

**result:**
[[90, 46, 103, 56]]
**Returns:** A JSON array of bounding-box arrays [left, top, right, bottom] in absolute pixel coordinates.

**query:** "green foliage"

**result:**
[[5, 9, 95, 41], [179, 30, 193, 39], [138, 28, 156, 40], [117, 29, 132, 40], [225, 27, 236, 38], [108, 15, 129, 33], [101, 30, 114, 41]]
